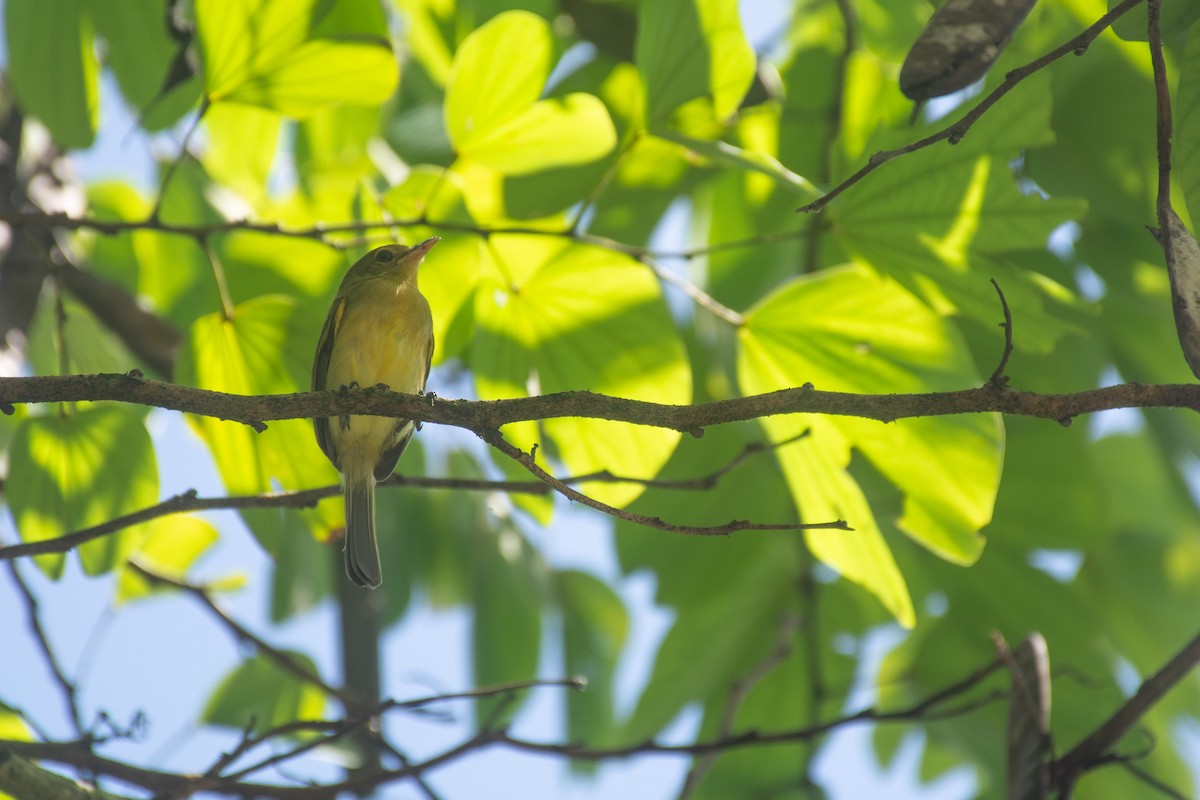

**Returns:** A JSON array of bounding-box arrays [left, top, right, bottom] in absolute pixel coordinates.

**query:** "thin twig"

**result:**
[[497, 657, 1006, 761], [678, 613, 801, 799], [5, 560, 86, 738], [0, 434, 803, 561], [479, 426, 851, 536], [1119, 760, 1189, 799], [796, 0, 1146, 214], [987, 278, 1014, 387], [128, 562, 355, 707], [148, 99, 207, 221], [0, 658, 1005, 799], [643, 256, 745, 326]]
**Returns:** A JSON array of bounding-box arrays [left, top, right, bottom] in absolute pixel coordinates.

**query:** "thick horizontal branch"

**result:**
[[2, 374, 1198, 435]]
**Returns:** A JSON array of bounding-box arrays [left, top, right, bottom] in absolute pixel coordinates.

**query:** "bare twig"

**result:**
[[479, 426, 849, 536], [0, 659, 1004, 799], [988, 278, 1014, 387], [5, 560, 86, 738], [1119, 760, 1189, 799], [0, 434, 804, 561], [128, 562, 354, 707], [678, 613, 801, 799], [796, 0, 1146, 214]]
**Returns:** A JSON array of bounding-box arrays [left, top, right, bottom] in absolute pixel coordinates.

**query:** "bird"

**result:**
[[312, 238, 437, 589]]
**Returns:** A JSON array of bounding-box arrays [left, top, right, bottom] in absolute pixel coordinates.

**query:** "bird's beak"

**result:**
[[409, 236, 440, 261]]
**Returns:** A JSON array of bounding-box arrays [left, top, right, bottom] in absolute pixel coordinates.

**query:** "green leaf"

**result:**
[[656, 128, 819, 196], [203, 653, 327, 731], [445, 10, 552, 145], [81, 182, 150, 293], [621, 537, 799, 741], [556, 570, 628, 749], [1109, 0, 1200, 42], [462, 93, 617, 175], [0, 703, 33, 741], [202, 103, 282, 204], [294, 104, 380, 193], [6, 0, 98, 148], [94, 0, 200, 130], [138, 160, 224, 329], [635, 0, 755, 126], [175, 295, 341, 553], [472, 236, 691, 508], [739, 266, 1005, 625], [445, 11, 616, 174], [834, 75, 1086, 351], [1179, 27, 1200, 225], [196, 0, 397, 116], [7, 407, 158, 578], [117, 517, 222, 604], [472, 519, 544, 727]]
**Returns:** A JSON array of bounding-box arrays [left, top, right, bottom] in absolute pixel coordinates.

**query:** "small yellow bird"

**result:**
[[312, 239, 437, 589]]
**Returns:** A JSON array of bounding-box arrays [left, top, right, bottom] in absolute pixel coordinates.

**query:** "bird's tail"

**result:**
[[344, 465, 382, 589]]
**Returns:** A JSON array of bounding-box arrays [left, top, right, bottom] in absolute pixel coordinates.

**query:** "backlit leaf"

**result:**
[[196, 0, 397, 116], [7, 407, 158, 578], [472, 236, 691, 508]]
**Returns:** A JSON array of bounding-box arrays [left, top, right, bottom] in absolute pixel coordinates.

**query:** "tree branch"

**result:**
[[0, 658, 1003, 800], [128, 563, 355, 707], [0, 746, 130, 800], [796, 0, 1146, 214], [5, 561, 86, 739], [478, 426, 846, 536], [2, 373, 1198, 435], [1053, 625, 1200, 793], [0, 433, 809, 561]]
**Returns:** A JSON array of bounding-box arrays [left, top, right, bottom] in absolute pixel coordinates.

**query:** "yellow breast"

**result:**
[[325, 279, 432, 396]]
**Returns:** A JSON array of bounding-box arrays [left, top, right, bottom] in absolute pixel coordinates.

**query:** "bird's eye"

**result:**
[[375, 249, 395, 263]]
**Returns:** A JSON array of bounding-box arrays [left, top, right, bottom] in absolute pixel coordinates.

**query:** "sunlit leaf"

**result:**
[[445, 10, 551, 145], [835, 76, 1086, 352], [196, 0, 397, 116], [176, 295, 342, 553], [202, 103, 282, 204], [116, 516, 222, 604], [472, 236, 691, 508], [445, 10, 616, 173], [460, 93, 616, 175], [739, 266, 1005, 625], [7, 407, 158, 578]]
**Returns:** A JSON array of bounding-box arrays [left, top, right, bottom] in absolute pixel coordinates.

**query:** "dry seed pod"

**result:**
[[900, 0, 1039, 102], [1160, 208, 1200, 379]]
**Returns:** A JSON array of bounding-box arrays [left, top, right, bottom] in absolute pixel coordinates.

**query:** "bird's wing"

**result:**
[[312, 294, 348, 465]]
